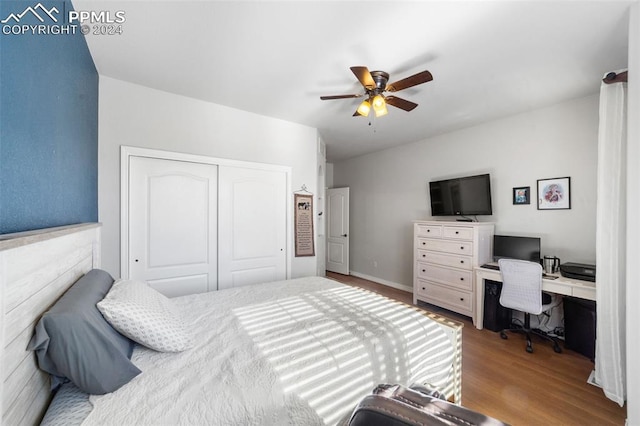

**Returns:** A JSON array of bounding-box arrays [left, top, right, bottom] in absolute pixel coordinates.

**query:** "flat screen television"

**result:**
[[429, 173, 493, 216]]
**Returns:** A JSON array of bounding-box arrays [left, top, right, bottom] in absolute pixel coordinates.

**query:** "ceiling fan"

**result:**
[[320, 66, 433, 117]]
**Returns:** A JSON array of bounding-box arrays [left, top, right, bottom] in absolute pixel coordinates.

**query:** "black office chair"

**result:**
[[498, 259, 562, 353]]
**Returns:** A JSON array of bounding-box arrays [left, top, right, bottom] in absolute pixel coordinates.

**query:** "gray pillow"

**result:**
[[28, 269, 141, 395]]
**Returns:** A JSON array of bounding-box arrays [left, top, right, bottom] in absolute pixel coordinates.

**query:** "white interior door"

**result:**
[[218, 165, 287, 289], [128, 156, 218, 297], [326, 187, 350, 275]]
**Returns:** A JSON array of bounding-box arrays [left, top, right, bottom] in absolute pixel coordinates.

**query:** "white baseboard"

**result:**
[[349, 271, 413, 294]]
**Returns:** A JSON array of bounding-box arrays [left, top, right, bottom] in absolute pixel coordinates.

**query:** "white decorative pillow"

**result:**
[[97, 279, 193, 352]]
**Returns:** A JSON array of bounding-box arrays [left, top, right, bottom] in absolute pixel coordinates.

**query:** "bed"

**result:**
[[0, 223, 462, 426]]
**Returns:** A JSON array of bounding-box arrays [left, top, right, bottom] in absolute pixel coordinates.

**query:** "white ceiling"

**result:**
[[75, 1, 631, 161]]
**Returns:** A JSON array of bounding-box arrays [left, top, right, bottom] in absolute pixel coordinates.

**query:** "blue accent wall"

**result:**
[[0, 1, 98, 234]]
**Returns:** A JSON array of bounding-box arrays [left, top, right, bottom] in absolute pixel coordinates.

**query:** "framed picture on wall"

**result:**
[[513, 186, 530, 205], [294, 193, 315, 257], [537, 177, 571, 210]]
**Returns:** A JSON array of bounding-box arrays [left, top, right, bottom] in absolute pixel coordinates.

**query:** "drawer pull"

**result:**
[[460, 246, 464, 250], [427, 229, 431, 233], [455, 231, 459, 234], [460, 260, 464, 264], [422, 242, 426, 245], [422, 269, 426, 273], [422, 287, 426, 290], [422, 254, 426, 258], [460, 297, 464, 301], [460, 277, 464, 281]]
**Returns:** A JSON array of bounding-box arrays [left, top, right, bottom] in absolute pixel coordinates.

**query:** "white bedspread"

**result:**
[[84, 277, 455, 425]]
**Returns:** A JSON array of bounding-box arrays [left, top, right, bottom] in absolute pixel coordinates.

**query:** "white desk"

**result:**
[[474, 266, 596, 330]]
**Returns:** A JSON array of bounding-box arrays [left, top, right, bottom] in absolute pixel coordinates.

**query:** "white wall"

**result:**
[[98, 76, 318, 280], [326, 163, 334, 189], [332, 94, 599, 288], [316, 136, 327, 276]]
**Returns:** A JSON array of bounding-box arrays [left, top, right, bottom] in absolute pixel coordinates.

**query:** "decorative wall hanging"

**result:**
[[513, 186, 530, 205], [294, 186, 315, 257], [537, 177, 571, 210]]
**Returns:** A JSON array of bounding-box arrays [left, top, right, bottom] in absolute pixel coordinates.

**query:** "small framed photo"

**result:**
[[537, 177, 571, 210], [513, 186, 530, 205]]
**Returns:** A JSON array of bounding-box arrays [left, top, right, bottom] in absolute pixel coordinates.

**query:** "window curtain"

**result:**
[[594, 71, 627, 406]]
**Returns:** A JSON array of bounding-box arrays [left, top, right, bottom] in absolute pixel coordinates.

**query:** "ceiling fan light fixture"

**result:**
[[372, 95, 388, 117], [320, 66, 432, 118], [356, 99, 371, 116]]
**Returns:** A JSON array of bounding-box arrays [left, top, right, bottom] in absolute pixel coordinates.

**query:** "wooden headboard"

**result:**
[[0, 223, 101, 426]]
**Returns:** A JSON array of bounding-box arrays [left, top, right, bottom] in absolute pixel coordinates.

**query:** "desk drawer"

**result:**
[[542, 280, 572, 297], [415, 280, 473, 314], [416, 263, 472, 291], [417, 238, 473, 256], [443, 226, 473, 240], [417, 250, 472, 270]]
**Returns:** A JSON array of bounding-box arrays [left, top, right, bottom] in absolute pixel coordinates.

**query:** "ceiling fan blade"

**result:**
[[386, 70, 433, 92], [320, 94, 362, 100], [350, 66, 376, 90], [385, 96, 418, 111]]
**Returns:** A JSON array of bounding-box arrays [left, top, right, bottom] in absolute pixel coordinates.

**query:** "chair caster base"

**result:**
[[498, 327, 562, 355]]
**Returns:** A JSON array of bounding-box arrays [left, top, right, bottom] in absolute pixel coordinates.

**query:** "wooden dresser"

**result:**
[[413, 220, 494, 325]]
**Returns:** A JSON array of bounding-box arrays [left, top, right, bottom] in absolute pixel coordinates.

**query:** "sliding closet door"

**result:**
[[218, 165, 287, 289], [128, 156, 218, 297]]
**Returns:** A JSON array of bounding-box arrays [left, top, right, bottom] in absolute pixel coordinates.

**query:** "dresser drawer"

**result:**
[[443, 226, 473, 240], [416, 263, 472, 291], [416, 249, 472, 270], [416, 224, 442, 238], [417, 238, 473, 256], [415, 280, 473, 314]]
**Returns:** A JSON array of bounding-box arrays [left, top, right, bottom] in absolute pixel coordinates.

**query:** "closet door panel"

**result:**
[[218, 166, 287, 289], [128, 156, 218, 296]]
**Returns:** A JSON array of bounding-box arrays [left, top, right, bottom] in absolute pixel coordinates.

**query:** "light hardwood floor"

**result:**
[[326, 271, 627, 426]]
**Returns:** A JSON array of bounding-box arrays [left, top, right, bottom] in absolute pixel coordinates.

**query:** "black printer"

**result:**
[[560, 262, 596, 282]]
